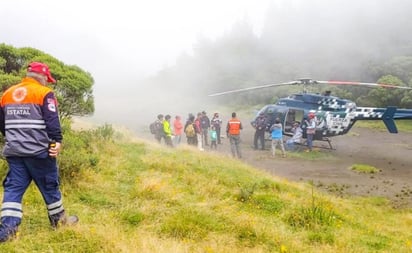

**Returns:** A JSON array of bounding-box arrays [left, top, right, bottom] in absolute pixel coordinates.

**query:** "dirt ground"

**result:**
[[206, 123, 412, 207], [139, 119, 412, 207], [179, 124, 412, 208]]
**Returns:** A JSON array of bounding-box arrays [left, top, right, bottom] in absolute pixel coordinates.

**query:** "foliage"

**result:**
[[57, 122, 114, 181], [0, 43, 94, 119]]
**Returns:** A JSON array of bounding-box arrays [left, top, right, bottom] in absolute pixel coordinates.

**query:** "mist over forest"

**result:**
[[93, 0, 412, 132]]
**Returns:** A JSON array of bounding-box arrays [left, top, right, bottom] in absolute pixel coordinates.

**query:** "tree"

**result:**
[[0, 43, 94, 119], [356, 75, 407, 107]]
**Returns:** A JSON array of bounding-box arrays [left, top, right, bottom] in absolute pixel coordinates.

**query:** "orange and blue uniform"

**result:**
[[226, 116, 243, 158], [0, 77, 64, 238]]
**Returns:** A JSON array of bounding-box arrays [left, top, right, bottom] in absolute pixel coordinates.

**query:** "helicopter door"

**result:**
[[284, 109, 304, 134]]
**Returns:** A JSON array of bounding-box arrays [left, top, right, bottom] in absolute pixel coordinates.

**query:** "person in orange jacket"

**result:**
[[0, 62, 78, 242], [226, 112, 243, 158]]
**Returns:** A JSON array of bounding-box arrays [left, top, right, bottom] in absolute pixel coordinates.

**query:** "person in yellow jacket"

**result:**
[[163, 115, 173, 147], [226, 112, 243, 158]]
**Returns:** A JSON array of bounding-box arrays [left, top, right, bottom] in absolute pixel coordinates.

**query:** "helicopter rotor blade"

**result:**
[[208, 81, 299, 97], [317, 80, 412, 90]]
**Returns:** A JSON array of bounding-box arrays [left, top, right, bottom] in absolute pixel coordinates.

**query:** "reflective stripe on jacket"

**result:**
[[0, 77, 62, 157], [227, 118, 242, 135]]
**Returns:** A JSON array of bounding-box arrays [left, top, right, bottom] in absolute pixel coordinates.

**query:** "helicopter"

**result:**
[[209, 78, 412, 149]]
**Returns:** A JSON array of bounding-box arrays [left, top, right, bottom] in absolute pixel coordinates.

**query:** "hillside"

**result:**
[[0, 133, 411, 252]]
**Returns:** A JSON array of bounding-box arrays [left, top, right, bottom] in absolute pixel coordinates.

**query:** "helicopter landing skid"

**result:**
[[301, 137, 335, 150], [264, 137, 335, 150]]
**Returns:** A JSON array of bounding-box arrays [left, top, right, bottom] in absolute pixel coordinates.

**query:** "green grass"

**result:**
[[1, 135, 412, 252], [349, 164, 380, 174], [356, 120, 412, 132]]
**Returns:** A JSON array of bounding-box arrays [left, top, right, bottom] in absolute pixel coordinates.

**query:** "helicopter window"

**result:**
[[284, 109, 304, 133], [267, 107, 275, 114]]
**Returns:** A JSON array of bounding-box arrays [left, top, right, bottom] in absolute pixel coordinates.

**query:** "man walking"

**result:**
[[226, 112, 243, 158], [0, 62, 78, 242]]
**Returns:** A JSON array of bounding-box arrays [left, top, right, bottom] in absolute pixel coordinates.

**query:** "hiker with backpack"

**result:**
[[252, 112, 267, 150], [184, 113, 197, 146], [150, 114, 165, 143]]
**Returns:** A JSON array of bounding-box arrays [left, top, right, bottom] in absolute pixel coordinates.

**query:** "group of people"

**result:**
[[150, 111, 244, 159], [152, 110, 318, 159], [183, 111, 221, 151], [151, 111, 223, 150], [252, 112, 317, 157]]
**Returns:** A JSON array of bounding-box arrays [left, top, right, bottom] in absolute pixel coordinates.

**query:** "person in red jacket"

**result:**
[[0, 62, 78, 242], [226, 112, 243, 158], [173, 115, 183, 146]]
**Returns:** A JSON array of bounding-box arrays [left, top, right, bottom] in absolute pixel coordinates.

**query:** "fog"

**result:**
[[2, 0, 412, 133]]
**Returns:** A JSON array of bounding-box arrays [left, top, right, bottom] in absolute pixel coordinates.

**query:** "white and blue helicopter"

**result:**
[[209, 78, 412, 149]]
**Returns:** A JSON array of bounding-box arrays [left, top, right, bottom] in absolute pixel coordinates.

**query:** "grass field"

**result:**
[[0, 130, 411, 253]]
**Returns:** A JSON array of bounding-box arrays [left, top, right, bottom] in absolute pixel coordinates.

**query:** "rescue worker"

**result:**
[[0, 62, 78, 242], [226, 112, 243, 158]]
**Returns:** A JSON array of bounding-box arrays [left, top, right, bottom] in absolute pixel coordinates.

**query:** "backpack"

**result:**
[[185, 124, 196, 137], [149, 122, 156, 134], [150, 121, 163, 134]]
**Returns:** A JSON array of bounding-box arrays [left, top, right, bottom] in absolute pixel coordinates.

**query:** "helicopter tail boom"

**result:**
[[354, 106, 412, 133]]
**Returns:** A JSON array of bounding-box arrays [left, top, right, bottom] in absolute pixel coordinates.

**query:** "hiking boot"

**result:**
[[0, 224, 17, 243], [50, 211, 79, 229]]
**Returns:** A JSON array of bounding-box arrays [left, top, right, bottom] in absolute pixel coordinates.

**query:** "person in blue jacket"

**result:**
[[270, 118, 286, 158]]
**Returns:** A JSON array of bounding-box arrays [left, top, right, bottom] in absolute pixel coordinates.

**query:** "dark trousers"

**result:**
[[216, 127, 221, 144], [254, 130, 265, 150], [229, 134, 242, 158], [202, 128, 209, 146]]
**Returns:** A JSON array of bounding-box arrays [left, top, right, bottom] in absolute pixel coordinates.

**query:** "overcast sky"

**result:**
[[1, 0, 275, 126], [1, 0, 272, 77]]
